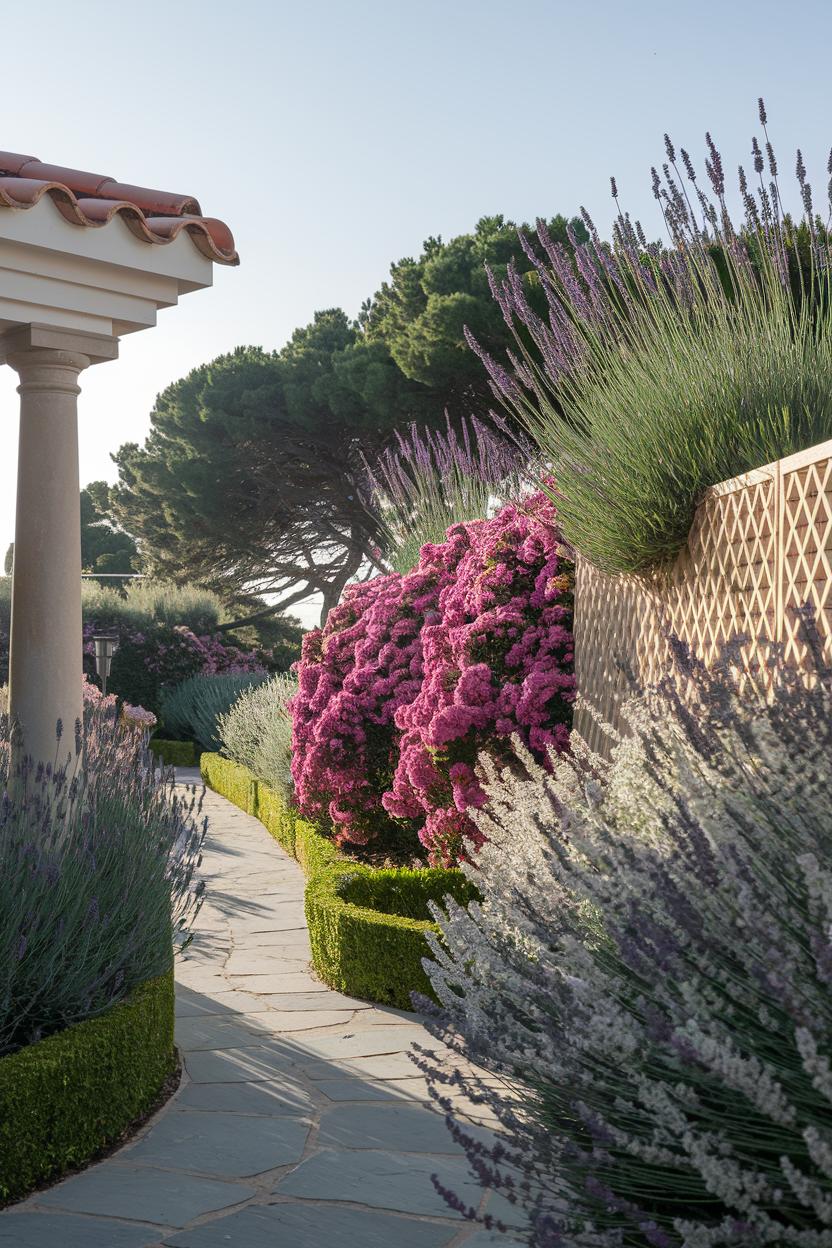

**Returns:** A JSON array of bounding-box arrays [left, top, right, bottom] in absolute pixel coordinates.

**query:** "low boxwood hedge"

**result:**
[[200, 754, 477, 1008], [0, 971, 175, 1205], [149, 739, 197, 767]]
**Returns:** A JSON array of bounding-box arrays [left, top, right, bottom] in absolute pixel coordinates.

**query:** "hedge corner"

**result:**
[[0, 971, 175, 1206]]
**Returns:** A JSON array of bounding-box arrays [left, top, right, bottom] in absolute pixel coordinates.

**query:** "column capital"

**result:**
[[0, 322, 119, 367], [6, 348, 91, 397]]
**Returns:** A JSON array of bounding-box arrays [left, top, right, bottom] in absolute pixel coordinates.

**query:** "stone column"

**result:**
[[6, 347, 91, 773]]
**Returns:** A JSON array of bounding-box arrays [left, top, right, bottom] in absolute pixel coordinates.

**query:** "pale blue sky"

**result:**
[[2, 0, 831, 623]]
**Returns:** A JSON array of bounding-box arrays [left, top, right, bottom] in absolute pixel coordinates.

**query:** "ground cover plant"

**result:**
[[470, 101, 832, 573], [218, 672, 297, 802], [0, 683, 205, 1056], [421, 615, 832, 1246], [291, 489, 574, 865]]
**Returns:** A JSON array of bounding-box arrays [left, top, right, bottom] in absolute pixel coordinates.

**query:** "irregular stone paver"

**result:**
[[125, 1109, 310, 1177], [37, 1168, 255, 1226], [276, 1147, 482, 1216], [163, 1202, 453, 1248], [0, 1212, 162, 1247], [2, 774, 513, 1246]]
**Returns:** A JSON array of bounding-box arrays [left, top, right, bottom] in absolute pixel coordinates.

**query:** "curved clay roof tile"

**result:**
[[0, 149, 237, 264]]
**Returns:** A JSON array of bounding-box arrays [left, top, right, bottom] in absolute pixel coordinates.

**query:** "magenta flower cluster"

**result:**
[[291, 492, 575, 865]]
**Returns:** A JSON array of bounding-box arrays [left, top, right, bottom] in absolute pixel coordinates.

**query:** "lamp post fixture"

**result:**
[[92, 633, 119, 697]]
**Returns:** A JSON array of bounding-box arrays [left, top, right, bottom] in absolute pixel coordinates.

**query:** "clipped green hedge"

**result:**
[[0, 972, 175, 1205], [201, 753, 257, 815], [149, 739, 197, 767], [201, 754, 476, 1008]]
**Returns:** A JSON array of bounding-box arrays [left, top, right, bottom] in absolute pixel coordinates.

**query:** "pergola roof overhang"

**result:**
[[0, 150, 238, 340], [0, 150, 239, 771]]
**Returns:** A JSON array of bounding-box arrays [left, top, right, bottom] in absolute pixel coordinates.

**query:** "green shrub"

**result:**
[[337, 866, 478, 919], [149, 739, 197, 767], [80, 580, 224, 635], [256, 781, 297, 856], [201, 754, 466, 1008], [218, 673, 296, 800], [161, 673, 268, 752], [0, 972, 174, 1205], [304, 868, 456, 1008], [201, 753, 257, 814]]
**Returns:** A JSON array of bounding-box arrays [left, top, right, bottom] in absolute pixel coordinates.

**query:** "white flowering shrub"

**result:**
[[422, 621, 832, 1247], [218, 672, 296, 800]]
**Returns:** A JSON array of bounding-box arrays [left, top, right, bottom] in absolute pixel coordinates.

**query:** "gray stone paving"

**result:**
[[0, 771, 524, 1246]]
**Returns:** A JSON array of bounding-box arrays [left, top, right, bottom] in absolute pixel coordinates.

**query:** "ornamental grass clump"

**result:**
[[470, 100, 832, 572], [421, 617, 832, 1246], [218, 672, 297, 801], [363, 415, 529, 575], [0, 691, 205, 1056], [160, 671, 269, 753]]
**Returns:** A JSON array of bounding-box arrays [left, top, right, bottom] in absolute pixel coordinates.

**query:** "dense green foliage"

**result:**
[[201, 754, 470, 1008], [149, 739, 197, 767], [4, 483, 139, 583], [106, 215, 584, 622], [0, 973, 174, 1205], [108, 322, 394, 625], [360, 214, 587, 418], [218, 673, 297, 801], [160, 673, 268, 753]]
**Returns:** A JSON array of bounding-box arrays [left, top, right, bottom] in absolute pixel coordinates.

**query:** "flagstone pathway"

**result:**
[[0, 771, 521, 1247]]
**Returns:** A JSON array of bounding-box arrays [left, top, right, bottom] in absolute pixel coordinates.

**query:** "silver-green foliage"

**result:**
[[79, 578, 225, 634], [160, 672, 268, 753], [424, 629, 832, 1246], [217, 673, 297, 801], [0, 699, 205, 1056]]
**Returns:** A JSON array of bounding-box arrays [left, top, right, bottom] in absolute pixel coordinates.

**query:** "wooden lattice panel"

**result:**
[[781, 451, 832, 671], [574, 440, 832, 758]]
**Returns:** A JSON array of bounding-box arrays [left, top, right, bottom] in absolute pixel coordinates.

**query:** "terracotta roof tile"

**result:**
[[0, 151, 238, 265]]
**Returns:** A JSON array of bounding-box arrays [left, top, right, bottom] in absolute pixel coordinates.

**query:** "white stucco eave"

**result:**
[[0, 195, 215, 339]]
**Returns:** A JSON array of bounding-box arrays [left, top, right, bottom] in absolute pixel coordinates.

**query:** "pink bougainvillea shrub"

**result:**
[[291, 534, 469, 853], [385, 492, 574, 864], [291, 491, 575, 866]]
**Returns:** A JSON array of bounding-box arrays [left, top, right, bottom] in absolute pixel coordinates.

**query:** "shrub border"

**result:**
[[200, 754, 467, 1008], [149, 739, 197, 767], [0, 971, 175, 1206]]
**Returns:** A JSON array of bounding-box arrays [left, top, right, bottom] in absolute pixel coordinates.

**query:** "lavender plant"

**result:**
[[363, 415, 528, 574], [0, 694, 205, 1056], [218, 672, 297, 801], [421, 618, 832, 1246], [469, 101, 832, 572]]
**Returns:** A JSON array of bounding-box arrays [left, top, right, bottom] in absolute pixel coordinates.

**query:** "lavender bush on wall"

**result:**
[[468, 100, 832, 573], [421, 616, 832, 1246]]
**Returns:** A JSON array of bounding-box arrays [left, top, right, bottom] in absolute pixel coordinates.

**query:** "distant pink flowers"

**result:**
[[291, 492, 575, 865]]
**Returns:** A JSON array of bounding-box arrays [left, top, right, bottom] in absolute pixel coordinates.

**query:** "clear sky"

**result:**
[[2, 0, 831, 625]]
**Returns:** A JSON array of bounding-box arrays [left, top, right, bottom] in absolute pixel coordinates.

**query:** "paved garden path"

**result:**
[[1, 772, 517, 1248]]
